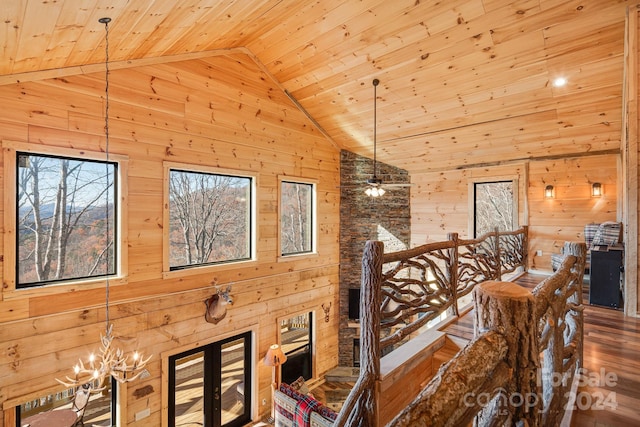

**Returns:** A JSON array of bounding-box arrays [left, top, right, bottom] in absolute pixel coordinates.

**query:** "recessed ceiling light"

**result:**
[[553, 77, 567, 87]]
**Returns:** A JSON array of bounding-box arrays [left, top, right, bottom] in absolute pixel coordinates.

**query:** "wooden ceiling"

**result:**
[[0, 0, 635, 173]]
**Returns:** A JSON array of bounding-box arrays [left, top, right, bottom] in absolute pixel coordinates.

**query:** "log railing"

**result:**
[[334, 229, 586, 427], [334, 227, 529, 426], [390, 242, 585, 426]]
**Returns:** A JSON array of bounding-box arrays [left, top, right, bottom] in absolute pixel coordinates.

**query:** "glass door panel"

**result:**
[[220, 337, 246, 425], [173, 351, 205, 427]]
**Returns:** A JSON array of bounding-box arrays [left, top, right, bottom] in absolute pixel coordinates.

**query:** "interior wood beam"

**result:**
[[0, 48, 247, 87], [408, 149, 621, 174]]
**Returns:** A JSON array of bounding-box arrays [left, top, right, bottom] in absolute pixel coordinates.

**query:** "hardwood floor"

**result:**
[[306, 273, 640, 426]]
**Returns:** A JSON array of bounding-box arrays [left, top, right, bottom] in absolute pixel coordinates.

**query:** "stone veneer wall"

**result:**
[[339, 150, 411, 366]]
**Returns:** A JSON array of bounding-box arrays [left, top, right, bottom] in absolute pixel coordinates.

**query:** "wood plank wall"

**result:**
[[625, 4, 640, 317], [410, 154, 620, 272], [0, 51, 341, 426]]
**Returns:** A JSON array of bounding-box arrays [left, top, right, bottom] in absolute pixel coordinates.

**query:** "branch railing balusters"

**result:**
[[335, 226, 584, 427]]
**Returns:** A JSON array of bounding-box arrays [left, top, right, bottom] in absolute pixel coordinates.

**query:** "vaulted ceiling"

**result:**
[[0, 0, 634, 173]]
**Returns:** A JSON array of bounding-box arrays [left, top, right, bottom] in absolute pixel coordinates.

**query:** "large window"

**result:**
[[473, 180, 517, 237], [168, 168, 253, 270], [17, 379, 117, 427], [280, 180, 315, 256], [16, 152, 117, 288]]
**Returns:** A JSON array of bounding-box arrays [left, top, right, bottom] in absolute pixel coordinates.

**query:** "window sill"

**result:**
[[162, 258, 259, 280], [277, 252, 319, 262], [3, 275, 128, 301]]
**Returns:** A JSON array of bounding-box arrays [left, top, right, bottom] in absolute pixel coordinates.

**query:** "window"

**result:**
[[280, 312, 313, 384], [167, 167, 253, 270], [16, 152, 117, 288], [17, 379, 117, 427], [280, 180, 315, 256], [473, 180, 517, 237]]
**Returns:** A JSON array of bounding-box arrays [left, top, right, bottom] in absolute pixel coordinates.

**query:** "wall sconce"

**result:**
[[544, 185, 555, 199], [591, 182, 602, 197]]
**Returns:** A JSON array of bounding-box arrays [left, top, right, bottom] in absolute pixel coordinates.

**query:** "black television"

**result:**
[[348, 288, 360, 320]]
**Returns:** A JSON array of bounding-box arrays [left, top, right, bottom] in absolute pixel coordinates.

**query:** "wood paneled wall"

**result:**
[[0, 51, 341, 426], [411, 154, 620, 272], [411, 163, 529, 244], [528, 155, 619, 269], [623, 4, 640, 318]]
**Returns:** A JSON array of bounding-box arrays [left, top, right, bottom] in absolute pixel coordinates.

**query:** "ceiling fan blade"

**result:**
[[337, 184, 370, 188], [380, 183, 413, 188]]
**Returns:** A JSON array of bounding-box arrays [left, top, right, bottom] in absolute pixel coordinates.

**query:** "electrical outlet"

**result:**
[[536, 250, 543, 256], [135, 408, 150, 421], [262, 398, 267, 406]]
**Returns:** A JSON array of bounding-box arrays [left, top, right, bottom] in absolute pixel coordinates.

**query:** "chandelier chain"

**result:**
[[103, 16, 111, 333], [56, 17, 151, 390]]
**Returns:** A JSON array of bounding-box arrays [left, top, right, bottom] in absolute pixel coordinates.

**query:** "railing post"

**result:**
[[447, 232, 460, 316], [536, 241, 586, 425], [335, 240, 382, 427], [474, 281, 540, 427], [562, 241, 586, 369], [494, 227, 502, 281], [522, 225, 529, 272]]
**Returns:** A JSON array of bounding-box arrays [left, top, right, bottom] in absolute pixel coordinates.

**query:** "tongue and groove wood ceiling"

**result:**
[[0, 0, 634, 173]]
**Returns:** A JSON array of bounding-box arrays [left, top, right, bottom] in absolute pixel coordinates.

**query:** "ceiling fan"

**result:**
[[346, 78, 412, 197]]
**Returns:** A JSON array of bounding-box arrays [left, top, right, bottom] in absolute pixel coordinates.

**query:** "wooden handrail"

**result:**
[[336, 228, 586, 427], [389, 242, 585, 427]]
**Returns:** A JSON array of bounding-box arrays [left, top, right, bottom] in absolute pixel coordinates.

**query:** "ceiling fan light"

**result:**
[[365, 186, 385, 197]]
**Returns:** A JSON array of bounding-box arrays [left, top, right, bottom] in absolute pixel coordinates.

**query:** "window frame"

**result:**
[[15, 378, 118, 427], [468, 177, 519, 238], [277, 176, 317, 260], [162, 161, 257, 276], [2, 141, 129, 298], [277, 310, 316, 383], [279, 311, 314, 384]]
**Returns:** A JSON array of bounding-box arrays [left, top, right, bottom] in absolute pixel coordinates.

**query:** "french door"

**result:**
[[168, 331, 252, 427]]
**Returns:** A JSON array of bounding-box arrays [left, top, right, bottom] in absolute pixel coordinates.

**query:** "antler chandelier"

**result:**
[[57, 17, 150, 389], [57, 325, 151, 387]]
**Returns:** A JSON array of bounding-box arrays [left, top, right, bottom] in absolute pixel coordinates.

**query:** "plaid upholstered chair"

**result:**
[[551, 222, 622, 272]]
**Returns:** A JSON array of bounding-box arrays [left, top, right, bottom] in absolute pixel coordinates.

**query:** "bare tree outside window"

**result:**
[[281, 181, 313, 255], [168, 170, 251, 269], [474, 181, 515, 237], [17, 153, 116, 288]]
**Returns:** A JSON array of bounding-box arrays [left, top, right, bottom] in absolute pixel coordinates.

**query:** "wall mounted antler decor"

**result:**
[[321, 302, 331, 323], [204, 284, 233, 324]]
